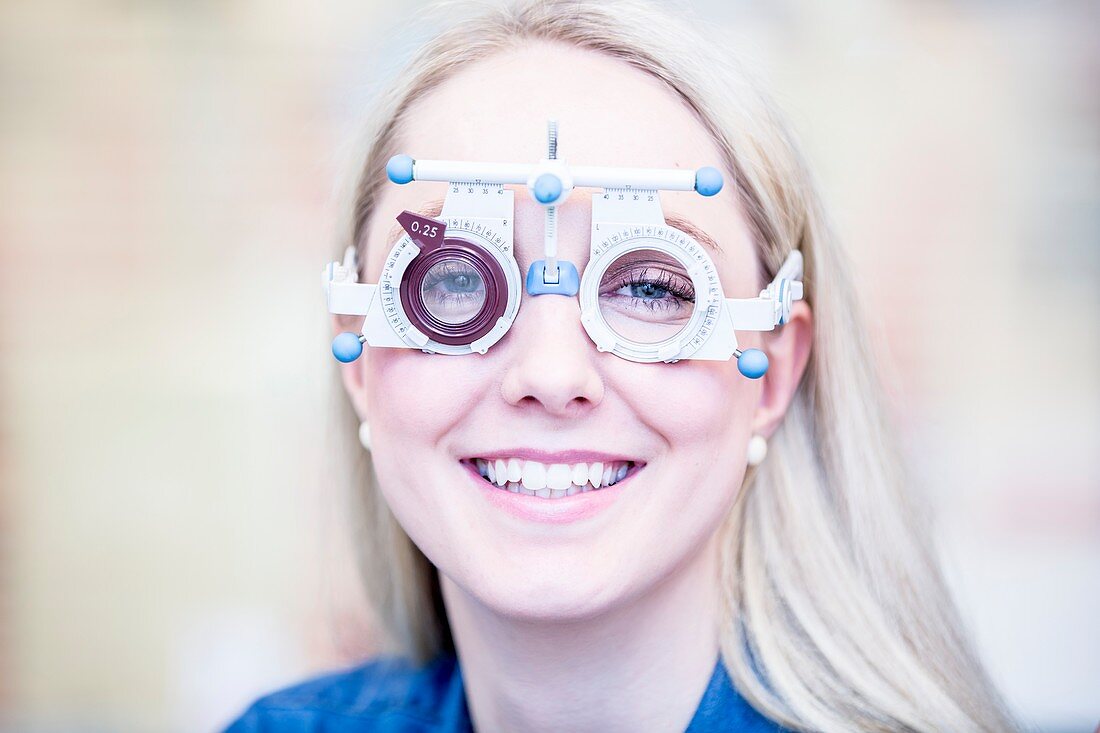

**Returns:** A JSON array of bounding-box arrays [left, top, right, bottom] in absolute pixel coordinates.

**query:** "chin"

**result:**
[[459, 558, 631, 623]]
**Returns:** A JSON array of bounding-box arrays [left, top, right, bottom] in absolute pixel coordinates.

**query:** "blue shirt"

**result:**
[[224, 653, 788, 732]]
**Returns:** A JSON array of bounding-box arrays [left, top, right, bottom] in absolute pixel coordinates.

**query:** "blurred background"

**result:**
[[1, 0, 1097, 731]]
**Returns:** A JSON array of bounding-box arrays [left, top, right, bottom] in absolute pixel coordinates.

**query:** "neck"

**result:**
[[440, 534, 722, 733]]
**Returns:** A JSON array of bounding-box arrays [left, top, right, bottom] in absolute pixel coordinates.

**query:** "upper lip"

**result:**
[[461, 448, 645, 465]]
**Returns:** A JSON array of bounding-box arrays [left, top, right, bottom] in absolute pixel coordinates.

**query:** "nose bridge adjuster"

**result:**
[[525, 120, 580, 297], [526, 258, 580, 296]]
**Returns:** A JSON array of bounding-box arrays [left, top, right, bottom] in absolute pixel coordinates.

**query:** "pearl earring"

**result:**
[[746, 434, 767, 467], [358, 421, 372, 452]]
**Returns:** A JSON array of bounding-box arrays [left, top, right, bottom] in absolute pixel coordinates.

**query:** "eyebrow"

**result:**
[[663, 213, 723, 255], [385, 199, 722, 256]]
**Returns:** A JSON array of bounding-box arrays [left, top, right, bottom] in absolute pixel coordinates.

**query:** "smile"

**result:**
[[459, 456, 644, 499]]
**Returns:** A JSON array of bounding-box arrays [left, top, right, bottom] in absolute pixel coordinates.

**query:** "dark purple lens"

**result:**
[[399, 236, 509, 347]]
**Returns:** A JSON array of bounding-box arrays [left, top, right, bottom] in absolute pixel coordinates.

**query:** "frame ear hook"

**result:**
[[327, 246, 368, 363], [727, 250, 806, 378], [340, 245, 358, 282], [763, 250, 806, 325]]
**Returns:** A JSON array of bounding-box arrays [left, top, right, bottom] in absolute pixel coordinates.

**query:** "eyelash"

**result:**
[[604, 266, 695, 311], [421, 262, 483, 303]]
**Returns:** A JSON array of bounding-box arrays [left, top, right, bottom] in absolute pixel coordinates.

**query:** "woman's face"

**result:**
[[337, 42, 809, 621]]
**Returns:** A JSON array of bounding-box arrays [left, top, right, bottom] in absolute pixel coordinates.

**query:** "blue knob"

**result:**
[[386, 154, 415, 184], [332, 332, 364, 363], [737, 348, 768, 379], [694, 166, 723, 196], [533, 173, 563, 204]]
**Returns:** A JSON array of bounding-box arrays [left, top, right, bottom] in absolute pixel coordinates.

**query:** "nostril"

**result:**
[[499, 349, 605, 414]]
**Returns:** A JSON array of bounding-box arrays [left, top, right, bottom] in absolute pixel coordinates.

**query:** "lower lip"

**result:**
[[460, 460, 641, 525]]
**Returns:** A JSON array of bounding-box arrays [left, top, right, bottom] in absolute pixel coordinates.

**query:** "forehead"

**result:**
[[401, 41, 719, 169], [366, 41, 755, 277]]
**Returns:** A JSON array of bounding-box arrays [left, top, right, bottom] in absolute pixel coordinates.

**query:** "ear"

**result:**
[[331, 312, 370, 423], [751, 300, 813, 438]]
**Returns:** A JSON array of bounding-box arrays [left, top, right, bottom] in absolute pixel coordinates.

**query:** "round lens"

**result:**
[[419, 258, 487, 325], [597, 249, 696, 344]]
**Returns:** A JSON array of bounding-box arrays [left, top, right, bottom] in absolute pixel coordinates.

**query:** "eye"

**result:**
[[602, 265, 695, 310], [419, 260, 486, 325], [596, 251, 696, 343], [423, 263, 482, 294], [598, 255, 696, 315], [449, 273, 478, 292]]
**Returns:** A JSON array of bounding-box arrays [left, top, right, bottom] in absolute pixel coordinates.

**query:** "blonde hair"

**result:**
[[330, 1, 1017, 730]]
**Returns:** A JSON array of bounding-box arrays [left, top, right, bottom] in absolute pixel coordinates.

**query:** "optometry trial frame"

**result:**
[[323, 121, 804, 379]]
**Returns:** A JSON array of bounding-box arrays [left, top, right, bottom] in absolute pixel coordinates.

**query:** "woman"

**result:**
[[227, 0, 1017, 730]]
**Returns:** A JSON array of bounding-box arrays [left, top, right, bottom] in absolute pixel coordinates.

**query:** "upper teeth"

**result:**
[[472, 458, 633, 496]]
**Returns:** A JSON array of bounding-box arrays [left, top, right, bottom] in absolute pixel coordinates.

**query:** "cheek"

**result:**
[[364, 349, 489, 441], [360, 351, 475, 520], [360, 350, 489, 561], [613, 359, 758, 524], [566, 362, 758, 610], [617, 359, 757, 459]]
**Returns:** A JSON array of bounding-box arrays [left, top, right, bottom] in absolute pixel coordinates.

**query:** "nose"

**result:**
[[499, 291, 605, 417]]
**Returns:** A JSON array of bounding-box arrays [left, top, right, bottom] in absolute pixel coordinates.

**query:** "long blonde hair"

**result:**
[[330, 1, 1017, 730]]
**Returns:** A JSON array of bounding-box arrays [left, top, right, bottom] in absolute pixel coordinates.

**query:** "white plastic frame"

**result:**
[[323, 186, 804, 363]]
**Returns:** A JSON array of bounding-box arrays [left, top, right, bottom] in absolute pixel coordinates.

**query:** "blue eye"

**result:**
[[438, 270, 481, 294], [602, 265, 695, 313], [618, 275, 692, 307], [422, 262, 483, 296], [596, 253, 696, 343], [419, 261, 486, 324]]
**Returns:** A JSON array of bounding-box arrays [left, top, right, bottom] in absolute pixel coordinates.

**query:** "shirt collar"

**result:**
[[447, 653, 784, 732]]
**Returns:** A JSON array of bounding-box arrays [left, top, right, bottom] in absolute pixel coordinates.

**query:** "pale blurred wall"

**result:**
[[0, 1, 1096, 731]]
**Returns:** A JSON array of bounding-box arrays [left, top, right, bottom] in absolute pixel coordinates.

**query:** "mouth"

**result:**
[[458, 455, 646, 499]]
